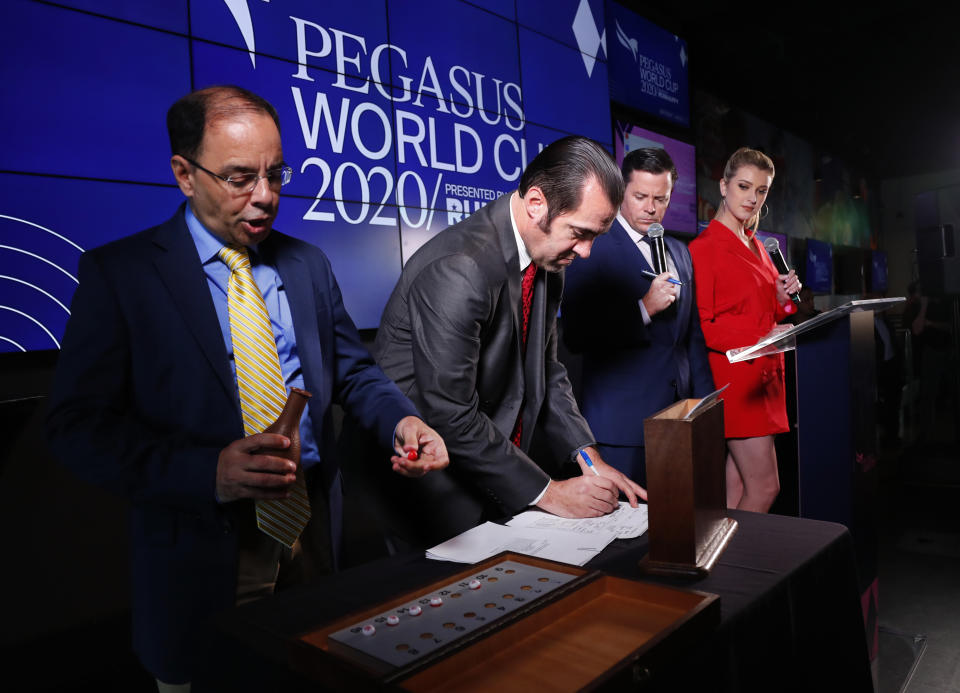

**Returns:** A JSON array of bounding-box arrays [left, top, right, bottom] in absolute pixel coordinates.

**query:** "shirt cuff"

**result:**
[[529, 480, 550, 507], [638, 298, 652, 325]]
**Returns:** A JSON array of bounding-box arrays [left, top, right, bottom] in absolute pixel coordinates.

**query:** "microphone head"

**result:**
[[647, 223, 664, 238], [763, 237, 781, 253]]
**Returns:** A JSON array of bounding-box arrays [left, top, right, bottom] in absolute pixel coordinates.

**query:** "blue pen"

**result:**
[[641, 269, 683, 286], [579, 449, 601, 476]]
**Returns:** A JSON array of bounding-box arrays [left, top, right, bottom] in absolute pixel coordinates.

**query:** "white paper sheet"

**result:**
[[506, 501, 649, 539], [425, 521, 618, 566]]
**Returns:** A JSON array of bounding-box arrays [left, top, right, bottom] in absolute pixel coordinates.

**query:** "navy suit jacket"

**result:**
[[562, 219, 714, 447], [45, 206, 416, 682]]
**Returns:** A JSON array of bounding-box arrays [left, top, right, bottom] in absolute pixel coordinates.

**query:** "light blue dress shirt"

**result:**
[[184, 205, 321, 470]]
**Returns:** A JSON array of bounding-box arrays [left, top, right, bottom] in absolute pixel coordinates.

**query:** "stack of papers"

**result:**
[[426, 502, 648, 566]]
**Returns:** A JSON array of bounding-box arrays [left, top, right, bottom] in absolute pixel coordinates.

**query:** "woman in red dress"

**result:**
[[689, 148, 801, 512]]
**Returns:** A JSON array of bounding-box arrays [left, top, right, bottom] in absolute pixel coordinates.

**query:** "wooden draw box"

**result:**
[[290, 552, 719, 691]]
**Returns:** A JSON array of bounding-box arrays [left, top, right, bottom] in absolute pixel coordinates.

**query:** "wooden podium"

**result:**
[[640, 398, 737, 577]]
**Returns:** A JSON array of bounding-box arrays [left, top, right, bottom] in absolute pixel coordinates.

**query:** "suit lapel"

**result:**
[[665, 235, 692, 343], [269, 238, 322, 380], [267, 235, 329, 440], [491, 194, 540, 448], [492, 195, 523, 338], [150, 209, 238, 411], [715, 222, 772, 284], [611, 219, 654, 279]]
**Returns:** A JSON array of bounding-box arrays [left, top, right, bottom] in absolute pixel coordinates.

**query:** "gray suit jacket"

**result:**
[[370, 193, 593, 545]]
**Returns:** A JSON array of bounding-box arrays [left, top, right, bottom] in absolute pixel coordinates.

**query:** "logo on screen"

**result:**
[[223, 0, 259, 67], [571, 0, 606, 77]]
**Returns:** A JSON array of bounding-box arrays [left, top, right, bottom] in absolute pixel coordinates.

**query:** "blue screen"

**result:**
[[605, 1, 690, 127], [1, 0, 673, 351], [0, 173, 184, 352], [805, 238, 834, 293]]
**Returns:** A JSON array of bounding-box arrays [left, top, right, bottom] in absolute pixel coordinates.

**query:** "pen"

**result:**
[[579, 449, 601, 476], [641, 269, 683, 286]]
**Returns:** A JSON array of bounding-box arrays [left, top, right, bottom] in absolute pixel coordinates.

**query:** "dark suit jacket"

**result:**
[[562, 219, 714, 447], [370, 193, 593, 546], [44, 206, 417, 682]]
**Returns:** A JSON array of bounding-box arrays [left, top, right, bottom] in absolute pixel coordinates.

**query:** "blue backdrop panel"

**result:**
[[0, 0, 189, 184], [519, 0, 607, 58], [518, 27, 611, 145], [50, 0, 189, 33], [0, 173, 184, 353], [274, 197, 402, 329]]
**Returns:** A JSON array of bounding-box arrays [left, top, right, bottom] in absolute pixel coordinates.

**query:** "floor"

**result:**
[[875, 427, 960, 693], [9, 422, 959, 693]]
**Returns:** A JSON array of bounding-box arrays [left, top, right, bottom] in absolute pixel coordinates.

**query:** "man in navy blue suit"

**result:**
[[45, 86, 447, 690], [562, 147, 713, 485]]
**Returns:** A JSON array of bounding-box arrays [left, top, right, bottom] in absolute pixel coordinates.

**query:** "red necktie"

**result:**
[[511, 263, 537, 446], [519, 262, 537, 348]]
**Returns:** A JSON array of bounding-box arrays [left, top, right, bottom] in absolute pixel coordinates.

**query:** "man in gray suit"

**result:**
[[370, 136, 646, 548]]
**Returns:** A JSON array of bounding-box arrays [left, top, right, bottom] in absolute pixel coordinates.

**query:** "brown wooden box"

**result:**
[[642, 398, 737, 576], [289, 553, 719, 691]]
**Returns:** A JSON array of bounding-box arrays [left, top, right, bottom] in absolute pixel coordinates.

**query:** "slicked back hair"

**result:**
[[518, 136, 624, 225]]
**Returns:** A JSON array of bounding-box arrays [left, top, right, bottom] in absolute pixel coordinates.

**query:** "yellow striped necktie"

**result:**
[[219, 245, 310, 548]]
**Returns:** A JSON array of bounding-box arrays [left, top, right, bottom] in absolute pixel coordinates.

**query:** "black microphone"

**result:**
[[763, 237, 801, 307], [647, 223, 667, 274]]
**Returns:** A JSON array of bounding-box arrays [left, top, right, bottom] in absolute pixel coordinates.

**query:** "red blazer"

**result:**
[[689, 220, 791, 437]]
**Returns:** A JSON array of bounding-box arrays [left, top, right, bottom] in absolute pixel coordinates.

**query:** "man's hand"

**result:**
[[391, 415, 450, 477], [578, 446, 647, 505], [536, 476, 619, 517], [776, 270, 801, 307], [642, 272, 680, 317], [215, 433, 297, 503]]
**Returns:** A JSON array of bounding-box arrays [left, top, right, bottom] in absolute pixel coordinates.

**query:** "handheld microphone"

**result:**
[[647, 223, 667, 274], [763, 237, 801, 307]]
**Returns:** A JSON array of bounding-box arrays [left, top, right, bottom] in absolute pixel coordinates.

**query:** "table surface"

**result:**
[[195, 510, 874, 692]]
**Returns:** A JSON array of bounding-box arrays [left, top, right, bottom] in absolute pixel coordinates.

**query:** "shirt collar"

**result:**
[[185, 203, 260, 264], [618, 211, 647, 246], [509, 192, 533, 272]]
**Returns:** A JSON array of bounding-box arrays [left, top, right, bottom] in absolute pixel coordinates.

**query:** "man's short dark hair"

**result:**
[[518, 135, 624, 224], [167, 85, 281, 160], [621, 147, 678, 189]]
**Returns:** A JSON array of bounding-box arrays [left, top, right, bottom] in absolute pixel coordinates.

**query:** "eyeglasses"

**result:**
[[183, 157, 293, 195]]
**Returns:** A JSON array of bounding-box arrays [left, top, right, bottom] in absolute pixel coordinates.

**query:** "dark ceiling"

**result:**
[[621, 4, 959, 180]]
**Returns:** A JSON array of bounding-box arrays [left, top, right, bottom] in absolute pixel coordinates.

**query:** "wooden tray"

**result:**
[[289, 553, 719, 691]]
